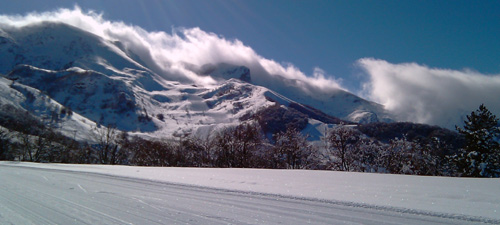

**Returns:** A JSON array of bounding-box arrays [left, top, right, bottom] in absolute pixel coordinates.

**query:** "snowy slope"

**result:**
[[0, 22, 149, 75], [2, 162, 499, 223], [1, 64, 283, 139], [5, 64, 158, 132], [0, 21, 395, 141], [204, 62, 393, 123], [0, 77, 98, 141]]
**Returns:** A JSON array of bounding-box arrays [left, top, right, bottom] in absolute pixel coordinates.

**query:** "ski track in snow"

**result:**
[[77, 184, 88, 193], [0, 162, 499, 224]]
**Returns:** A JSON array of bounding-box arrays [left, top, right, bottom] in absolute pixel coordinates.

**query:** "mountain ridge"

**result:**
[[0, 21, 393, 141]]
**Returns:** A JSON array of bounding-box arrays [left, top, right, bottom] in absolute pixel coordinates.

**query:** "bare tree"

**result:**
[[273, 128, 312, 169], [234, 122, 262, 168], [0, 128, 12, 160], [128, 137, 175, 166], [199, 134, 216, 167], [33, 132, 48, 162], [17, 131, 34, 161], [213, 122, 263, 168], [90, 125, 123, 164], [213, 127, 237, 167], [324, 124, 360, 171]]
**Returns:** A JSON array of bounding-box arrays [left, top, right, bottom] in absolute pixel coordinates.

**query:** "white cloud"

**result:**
[[0, 6, 345, 93], [10, 6, 496, 129], [358, 58, 500, 128]]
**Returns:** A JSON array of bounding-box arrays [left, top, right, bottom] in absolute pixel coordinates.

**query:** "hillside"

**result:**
[[0, 21, 393, 141]]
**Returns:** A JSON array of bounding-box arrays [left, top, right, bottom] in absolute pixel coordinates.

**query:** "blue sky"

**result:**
[[2, 0, 500, 91]]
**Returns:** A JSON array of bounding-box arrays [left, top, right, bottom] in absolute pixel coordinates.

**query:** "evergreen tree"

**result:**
[[455, 104, 500, 177]]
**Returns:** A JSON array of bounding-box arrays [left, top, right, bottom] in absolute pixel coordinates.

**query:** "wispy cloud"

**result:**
[[0, 6, 345, 93], [358, 58, 500, 128]]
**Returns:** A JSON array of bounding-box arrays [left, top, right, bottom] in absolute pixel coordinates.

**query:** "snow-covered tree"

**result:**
[[324, 124, 360, 171], [455, 104, 500, 177], [355, 138, 382, 172], [273, 128, 312, 169]]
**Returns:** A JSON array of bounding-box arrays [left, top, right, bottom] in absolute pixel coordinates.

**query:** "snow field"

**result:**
[[2, 161, 499, 222]]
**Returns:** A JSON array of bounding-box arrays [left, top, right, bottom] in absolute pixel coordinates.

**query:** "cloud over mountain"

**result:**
[[358, 58, 500, 128], [0, 6, 344, 93], [4, 6, 498, 129]]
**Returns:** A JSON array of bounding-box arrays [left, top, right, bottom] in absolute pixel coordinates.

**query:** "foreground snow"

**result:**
[[1, 161, 499, 222]]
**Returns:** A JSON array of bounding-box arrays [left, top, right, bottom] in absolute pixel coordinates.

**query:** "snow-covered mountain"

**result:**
[[0, 22, 393, 140]]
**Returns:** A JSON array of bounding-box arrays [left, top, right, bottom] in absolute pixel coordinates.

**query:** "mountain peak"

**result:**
[[202, 63, 251, 83], [0, 19, 395, 141]]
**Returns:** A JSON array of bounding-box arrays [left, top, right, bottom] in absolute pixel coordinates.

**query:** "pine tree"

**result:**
[[455, 104, 500, 177]]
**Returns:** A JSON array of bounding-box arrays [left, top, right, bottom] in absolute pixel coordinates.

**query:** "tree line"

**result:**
[[0, 103, 498, 177]]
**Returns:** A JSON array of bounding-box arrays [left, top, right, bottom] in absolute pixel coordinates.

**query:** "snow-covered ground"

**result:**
[[1, 161, 498, 223]]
